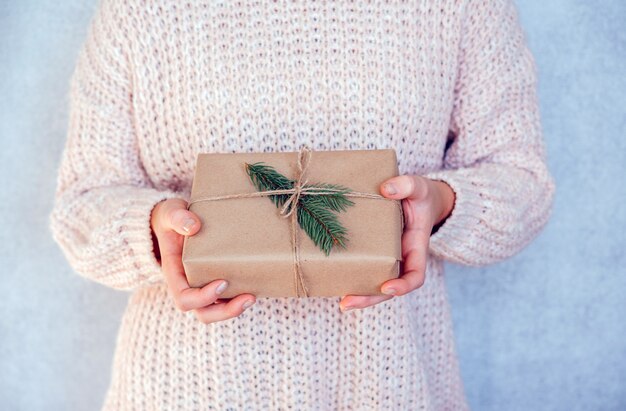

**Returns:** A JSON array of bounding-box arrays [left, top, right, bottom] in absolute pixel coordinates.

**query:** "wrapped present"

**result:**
[[181, 146, 404, 298]]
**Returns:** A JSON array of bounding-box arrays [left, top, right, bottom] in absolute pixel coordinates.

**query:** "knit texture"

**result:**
[[49, 0, 555, 409]]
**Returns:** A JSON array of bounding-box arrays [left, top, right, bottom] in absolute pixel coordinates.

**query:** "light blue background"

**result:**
[[1, 1, 624, 410]]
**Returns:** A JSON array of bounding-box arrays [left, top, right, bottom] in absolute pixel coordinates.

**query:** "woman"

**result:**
[[49, 0, 555, 409]]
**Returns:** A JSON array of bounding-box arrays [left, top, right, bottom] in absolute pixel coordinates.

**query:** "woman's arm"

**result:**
[[49, 0, 181, 291], [422, 0, 556, 266]]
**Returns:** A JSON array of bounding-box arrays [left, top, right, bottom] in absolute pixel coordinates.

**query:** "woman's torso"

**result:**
[[102, 1, 469, 409]]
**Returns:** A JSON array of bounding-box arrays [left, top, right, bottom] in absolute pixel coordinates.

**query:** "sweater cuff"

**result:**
[[422, 169, 486, 263], [121, 188, 185, 288]]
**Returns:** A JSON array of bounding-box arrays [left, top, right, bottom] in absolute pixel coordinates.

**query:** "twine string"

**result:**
[[186, 146, 403, 297], [280, 146, 311, 297]]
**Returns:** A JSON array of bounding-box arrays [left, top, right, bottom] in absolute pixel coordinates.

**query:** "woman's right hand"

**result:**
[[150, 198, 256, 324]]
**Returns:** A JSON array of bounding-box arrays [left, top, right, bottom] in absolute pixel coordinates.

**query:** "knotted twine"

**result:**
[[186, 146, 403, 297]]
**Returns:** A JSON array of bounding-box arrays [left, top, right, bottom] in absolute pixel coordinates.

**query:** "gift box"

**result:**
[[181, 147, 404, 298]]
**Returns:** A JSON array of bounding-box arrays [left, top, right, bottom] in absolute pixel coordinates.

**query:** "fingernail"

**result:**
[[181, 218, 196, 233], [384, 183, 396, 195], [382, 287, 396, 295], [216, 281, 228, 295], [242, 300, 254, 310], [341, 305, 354, 312]]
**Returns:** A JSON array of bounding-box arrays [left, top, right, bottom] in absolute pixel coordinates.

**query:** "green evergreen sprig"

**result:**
[[244, 162, 355, 256]]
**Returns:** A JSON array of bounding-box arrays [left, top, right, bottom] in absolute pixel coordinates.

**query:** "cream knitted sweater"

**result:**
[[49, 0, 555, 409]]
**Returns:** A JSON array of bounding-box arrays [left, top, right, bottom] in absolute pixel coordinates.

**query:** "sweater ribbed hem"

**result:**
[[423, 169, 486, 266], [121, 188, 185, 289]]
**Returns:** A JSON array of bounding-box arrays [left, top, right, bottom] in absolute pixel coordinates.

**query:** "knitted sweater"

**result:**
[[49, 0, 555, 409]]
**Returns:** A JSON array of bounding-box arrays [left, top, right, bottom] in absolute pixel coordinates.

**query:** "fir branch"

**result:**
[[244, 161, 354, 255]]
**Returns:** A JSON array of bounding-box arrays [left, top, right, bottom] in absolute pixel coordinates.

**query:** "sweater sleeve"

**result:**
[[48, 0, 182, 291], [422, 0, 556, 266]]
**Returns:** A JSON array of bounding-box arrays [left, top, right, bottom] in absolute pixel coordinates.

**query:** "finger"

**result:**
[[380, 226, 429, 296], [157, 199, 202, 236], [158, 231, 189, 293], [175, 279, 233, 312], [194, 293, 257, 324], [380, 175, 429, 201], [339, 294, 394, 312], [166, 208, 202, 236], [158, 230, 227, 311]]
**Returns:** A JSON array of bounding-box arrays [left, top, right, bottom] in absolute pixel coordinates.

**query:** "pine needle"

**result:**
[[303, 182, 355, 212], [298, 196, 350, 256], [245, 162, 293, 209]]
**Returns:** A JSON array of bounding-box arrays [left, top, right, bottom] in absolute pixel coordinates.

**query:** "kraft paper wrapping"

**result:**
[[181, 148, 404, 298]]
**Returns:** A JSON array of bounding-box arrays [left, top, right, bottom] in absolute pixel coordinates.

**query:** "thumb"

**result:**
[[380, 175, 427, 201], [164, 203, 202, 236]]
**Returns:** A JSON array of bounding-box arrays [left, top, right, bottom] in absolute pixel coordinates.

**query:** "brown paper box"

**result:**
[[181, 148, 403, 298]]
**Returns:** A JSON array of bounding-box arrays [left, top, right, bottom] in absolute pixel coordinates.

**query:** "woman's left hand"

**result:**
[[339, 174, 455, 312]]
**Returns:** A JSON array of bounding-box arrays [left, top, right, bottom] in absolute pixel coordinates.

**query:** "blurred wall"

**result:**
[[1, 1, 624, 410]]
